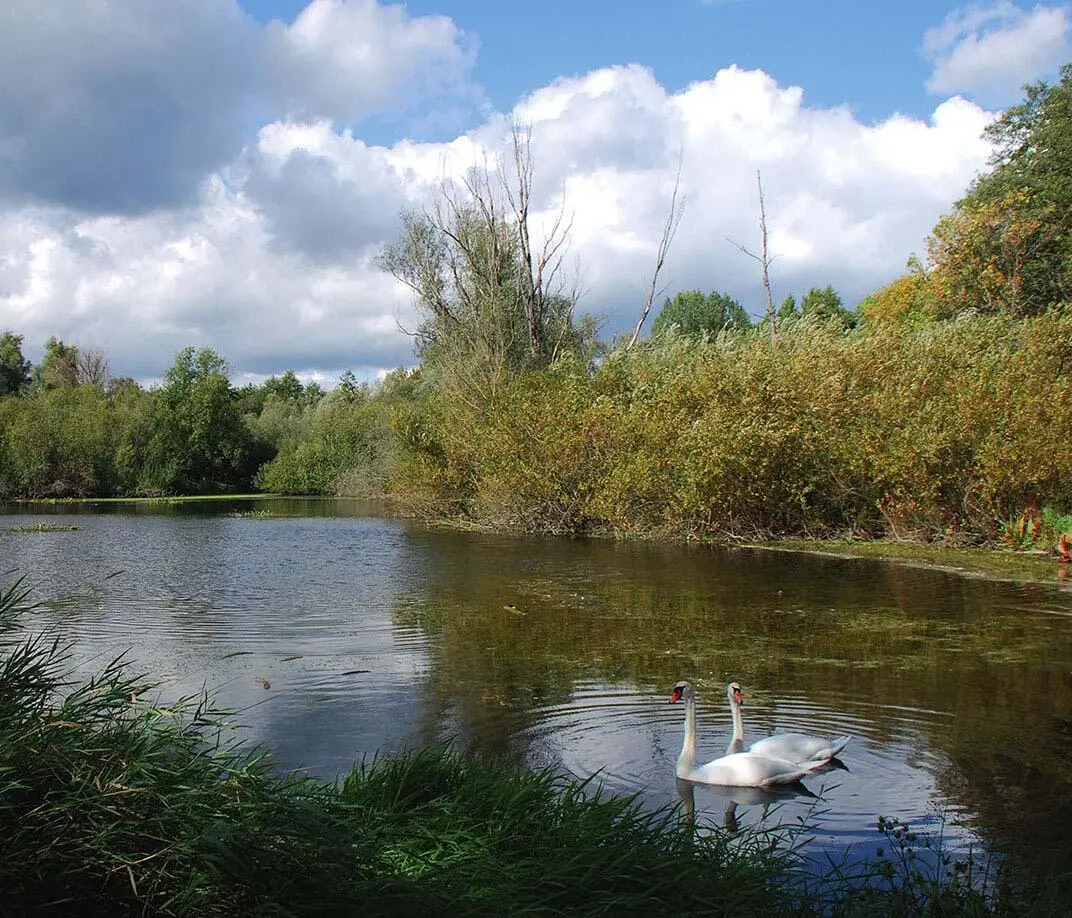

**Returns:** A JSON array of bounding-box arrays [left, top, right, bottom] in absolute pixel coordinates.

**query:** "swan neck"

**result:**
[[730, 694, 745, 750], [678, 690, 698, 778]]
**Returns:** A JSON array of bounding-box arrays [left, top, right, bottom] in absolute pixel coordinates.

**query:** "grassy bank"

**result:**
[[2, 577, 1069, 916], [748, 538, 1072, 588]]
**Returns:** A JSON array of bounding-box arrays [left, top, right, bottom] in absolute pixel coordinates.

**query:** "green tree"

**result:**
[[262, 370, 304, 403], [144, 348, 261, 493], [103, 377, 161, 496], [0, 332, 31, 396], [651, 290, 750, 338], [774, 288, 857, 329], [800, 286, 857, 329], [934, 63, 1072, 314], [776, 294, 798, 323], [380, 126, 587, 413], [34, 337, 80, 390]]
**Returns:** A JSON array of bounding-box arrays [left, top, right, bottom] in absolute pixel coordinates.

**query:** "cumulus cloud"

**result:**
[[0, 18, 994, 383], [240, 122, 406, 262], [0, 0, 477, 215], [264, 0, 478, 123], [924, 2, 1071, 102]]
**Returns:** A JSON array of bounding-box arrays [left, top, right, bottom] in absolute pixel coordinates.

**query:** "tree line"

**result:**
[[2, 67, 1071, 544]]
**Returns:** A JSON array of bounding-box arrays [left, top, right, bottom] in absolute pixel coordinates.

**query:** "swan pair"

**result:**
[[668, 680, 850, 787]]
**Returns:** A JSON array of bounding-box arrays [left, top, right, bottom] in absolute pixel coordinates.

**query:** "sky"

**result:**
[[0, 0, 1069, 386]]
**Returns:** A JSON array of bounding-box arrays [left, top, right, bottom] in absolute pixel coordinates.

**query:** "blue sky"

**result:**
[[241, 0, 1054, 136], [0, 0, 1068, 383]]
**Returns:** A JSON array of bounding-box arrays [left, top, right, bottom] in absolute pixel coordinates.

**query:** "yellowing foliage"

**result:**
[[392, 314, 1072, 542]]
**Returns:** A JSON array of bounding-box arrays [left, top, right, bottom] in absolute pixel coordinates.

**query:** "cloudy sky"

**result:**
[[1, 0, 1068, 385]]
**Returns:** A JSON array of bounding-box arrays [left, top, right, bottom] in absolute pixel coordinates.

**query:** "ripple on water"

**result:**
[[519, 680, 984, 864]]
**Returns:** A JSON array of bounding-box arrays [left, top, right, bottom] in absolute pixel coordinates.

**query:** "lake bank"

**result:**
[[10, 494, 1070, 589]]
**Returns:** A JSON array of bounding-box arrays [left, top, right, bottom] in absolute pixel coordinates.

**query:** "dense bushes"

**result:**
[[390, 311, 1072, 542]]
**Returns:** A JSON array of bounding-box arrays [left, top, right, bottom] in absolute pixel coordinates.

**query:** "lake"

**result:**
[[3, 498, 1071, 879]]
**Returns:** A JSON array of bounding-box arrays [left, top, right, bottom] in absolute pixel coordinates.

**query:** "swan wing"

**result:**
[[748, 733, 851, 764], [687, 752, 818, 787]]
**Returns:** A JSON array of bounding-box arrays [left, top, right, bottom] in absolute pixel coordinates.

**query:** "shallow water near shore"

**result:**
[[3, 497, 1071, 878]]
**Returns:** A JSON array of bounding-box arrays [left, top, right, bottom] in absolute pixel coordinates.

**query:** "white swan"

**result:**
[[668, 681, 826, 787], [725, 681, 850, 763]]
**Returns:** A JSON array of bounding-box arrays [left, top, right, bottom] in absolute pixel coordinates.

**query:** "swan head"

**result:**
[[668, 680, 692, 704], [727, 681, 743, 706]]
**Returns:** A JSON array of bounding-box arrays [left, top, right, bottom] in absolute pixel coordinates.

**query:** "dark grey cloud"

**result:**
[[0, 0, 258, 214], [0, 0, 476, 216]]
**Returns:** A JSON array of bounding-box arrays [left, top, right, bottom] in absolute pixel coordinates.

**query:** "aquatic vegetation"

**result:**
[[6, 521, 80, 532]]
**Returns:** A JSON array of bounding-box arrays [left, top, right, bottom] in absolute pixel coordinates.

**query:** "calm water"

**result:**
[[3, 499, 1072, 875]]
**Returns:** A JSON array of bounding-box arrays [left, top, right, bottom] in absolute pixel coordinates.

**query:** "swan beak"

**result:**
[[733, 688, 743, 705], [668, 687, 683, 704]]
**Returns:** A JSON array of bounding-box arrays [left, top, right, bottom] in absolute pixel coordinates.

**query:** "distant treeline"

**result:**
[[2, 66, 1071, 545]]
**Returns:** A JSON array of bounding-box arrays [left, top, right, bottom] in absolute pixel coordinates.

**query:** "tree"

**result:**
[[651, 290, 750, 338], [776, 295, 797, 323], [77, 346, 110, 388], [928, 188, 1064, 316], [262, 370, 305, 403], [858, 269, 941, 327], [773, 287, 857, 330], [28, 336, 79, 391], [800, 286, 857, 329], [931, 63, 1072, 314], [728, 171, 779, 341], [381, 124, 584, 411], [145, 348, 259, 493], [629, 157, 684, 347], [0, 332, 31, 396]]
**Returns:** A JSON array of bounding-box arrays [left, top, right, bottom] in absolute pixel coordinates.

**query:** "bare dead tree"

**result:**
[[76, 345, 110, 388], [727, 170, 778, 342], [629, 156, 684, 348], [503, 122, 575, 361]]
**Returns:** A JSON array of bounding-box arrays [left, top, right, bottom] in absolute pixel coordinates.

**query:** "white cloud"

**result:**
[[0, 27, 995, 382], [924, 2, 1071, 102], [264, 0, 480, 123]]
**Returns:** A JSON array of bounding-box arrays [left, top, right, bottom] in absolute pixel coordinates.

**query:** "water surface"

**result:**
[[3, 499, 1071, 875]]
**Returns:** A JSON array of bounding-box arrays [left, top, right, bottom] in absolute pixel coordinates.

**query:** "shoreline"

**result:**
[[5, 493, 1070, 588]]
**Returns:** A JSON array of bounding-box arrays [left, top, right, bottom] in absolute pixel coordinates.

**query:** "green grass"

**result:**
[[1, 576, 1068, 917]]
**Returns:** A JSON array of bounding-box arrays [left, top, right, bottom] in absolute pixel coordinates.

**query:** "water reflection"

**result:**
[[675, 777, 817, 833], [2, 500, 1071, 876]]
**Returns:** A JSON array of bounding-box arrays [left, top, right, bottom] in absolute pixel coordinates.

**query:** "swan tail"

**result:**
[[826, 736, 851, 759]]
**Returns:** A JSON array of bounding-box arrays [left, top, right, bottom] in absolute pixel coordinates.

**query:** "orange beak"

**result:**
[[669, 687, 683, 704]]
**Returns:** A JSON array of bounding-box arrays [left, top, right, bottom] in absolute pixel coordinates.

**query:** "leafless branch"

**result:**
[[629, 154, 685, 348], [726, 170, 778, 341]]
